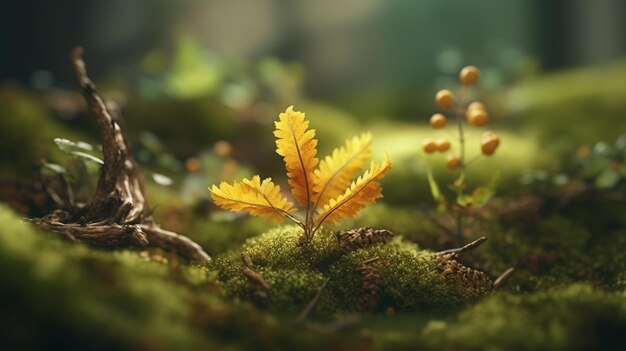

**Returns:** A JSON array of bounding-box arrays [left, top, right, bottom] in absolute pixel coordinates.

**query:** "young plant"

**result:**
[[209, 106, 392, 243], [423, 66, 500, 241]]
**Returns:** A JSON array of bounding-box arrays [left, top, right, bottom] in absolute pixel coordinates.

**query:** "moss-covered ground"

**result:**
[[3, 193, 626, 350], [2, 61, 626, 350]]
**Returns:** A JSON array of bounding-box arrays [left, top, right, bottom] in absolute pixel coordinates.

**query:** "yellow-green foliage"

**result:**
[[210, 106, 391, 243], [212, 225, 487, 314]]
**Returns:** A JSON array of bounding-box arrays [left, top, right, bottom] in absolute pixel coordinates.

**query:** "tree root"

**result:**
[[34, 47, 210, 261]]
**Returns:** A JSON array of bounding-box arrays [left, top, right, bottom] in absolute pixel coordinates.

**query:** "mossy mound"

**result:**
[[441, 284, 626, 350], [3, 200, 626, 350], [0, 205, 355, 350], [212, 225, 489, 315], [357, 283, 626, 351]]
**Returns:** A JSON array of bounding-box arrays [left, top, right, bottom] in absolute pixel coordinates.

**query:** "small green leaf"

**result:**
[[70, 151, 104, 165], [552, 174, 570, 186], [54, 138, 104, 165], [595, 169, 620, 189], [470, 186, 493, 207], [152, 173, 174, 186], [426, 167, 448, 211], [426, 167, 441, 202], [582, 158, 610, 178], [477, 170, 500, 206], [456, 193, 473, 207], [42, 162, 67, 175], [593, 141, 611, 157], [453, 172, 466, 193], [54, 138, 95, 152], [457, 170, 499, 208], [41, 162, 74, 183]]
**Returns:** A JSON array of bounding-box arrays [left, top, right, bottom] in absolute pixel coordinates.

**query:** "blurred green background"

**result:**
[[1, 0, 625, 204]]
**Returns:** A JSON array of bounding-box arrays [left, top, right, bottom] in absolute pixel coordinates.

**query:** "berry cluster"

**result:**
[[422, 65, 500, 169]]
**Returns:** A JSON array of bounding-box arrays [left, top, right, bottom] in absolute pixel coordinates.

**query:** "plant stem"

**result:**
[[454, 86, 468, 242], [457, 86, 467, 170]]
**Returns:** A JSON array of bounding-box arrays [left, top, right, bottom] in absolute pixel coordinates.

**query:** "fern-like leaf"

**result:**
[[274, 106, 318, 207], [312, 132, 372, 209], [209, 175, 294, 222], [314, 154, 392, 226]]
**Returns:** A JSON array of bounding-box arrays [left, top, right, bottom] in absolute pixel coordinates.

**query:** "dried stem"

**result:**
[[242, 254, 272, 290], [435, 236, 487, 256], [419, 206, 456, 238], [493, 267, 515, 289], [296, 277, 331, 323]]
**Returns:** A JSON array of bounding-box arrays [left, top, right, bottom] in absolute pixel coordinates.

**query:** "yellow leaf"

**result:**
[[312, 132, 372, 210], [210, 175, 294, 222], [314, 154, 392, 226], [274, 106, 318, 207]]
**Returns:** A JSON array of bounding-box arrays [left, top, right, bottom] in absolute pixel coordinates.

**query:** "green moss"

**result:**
[[440, 284, 626, 350], [0, 204, 355, 350], [509, 60, 626, 155], [355, 284, 626, 350], [0, 204, 217, 349], [213, 225, 488, 314], [470, 208, 626, 293], [0, 85, 87, 179]]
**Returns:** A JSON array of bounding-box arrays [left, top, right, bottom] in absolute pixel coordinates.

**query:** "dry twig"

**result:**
[[296, 277, 331, 323]]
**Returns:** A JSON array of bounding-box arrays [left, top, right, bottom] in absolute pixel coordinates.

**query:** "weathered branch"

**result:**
[[35, 47, 210, 261], [71, 47, 145, 222]]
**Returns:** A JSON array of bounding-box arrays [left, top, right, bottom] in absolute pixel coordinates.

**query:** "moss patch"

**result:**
[[0, 205, 357, 350], [212, 225, 489, 315]]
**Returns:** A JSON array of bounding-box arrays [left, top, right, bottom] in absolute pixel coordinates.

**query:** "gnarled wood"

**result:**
[[35, 47, 210, 261]]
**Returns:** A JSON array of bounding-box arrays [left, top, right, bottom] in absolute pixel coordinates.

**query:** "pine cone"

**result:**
[[335, 227, 394, 253], [355, 257, 383, 311], [435, 253, 493, 293]]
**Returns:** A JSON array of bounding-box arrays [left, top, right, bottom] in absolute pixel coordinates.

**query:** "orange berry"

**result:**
[[436, 138, 451, 152], [213, 140, 233, 158], [185, 157, 202, 173], [423, 139, 438, 154], [446, 155, 461, 169], [481, 134, 500, 156], [467, 108, 489, 126], [459, 65, 480, 85], [468, 101, 486, 111], [435, 89, 454, 108], [430, 113, 447, 128]]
